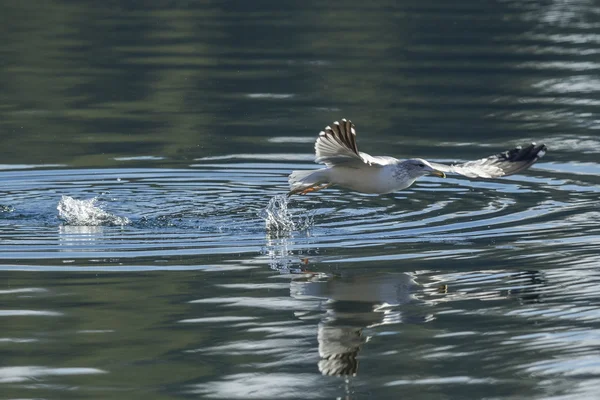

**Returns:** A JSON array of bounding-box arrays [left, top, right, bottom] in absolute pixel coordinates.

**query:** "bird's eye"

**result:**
[[418, 163, 425, 168]]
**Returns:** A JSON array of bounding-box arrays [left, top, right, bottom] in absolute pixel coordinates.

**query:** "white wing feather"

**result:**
[[429, 143, 547, 178], [314, 119, 397, 167], [313, 119, 546, 178]]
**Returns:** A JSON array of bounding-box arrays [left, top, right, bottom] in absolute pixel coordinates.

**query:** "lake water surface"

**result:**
[[2, 1, 600, 399]]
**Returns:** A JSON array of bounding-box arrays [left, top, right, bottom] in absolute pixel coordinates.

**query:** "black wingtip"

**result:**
[[493, 142, 547, 177], [500, 143, 547, 163]]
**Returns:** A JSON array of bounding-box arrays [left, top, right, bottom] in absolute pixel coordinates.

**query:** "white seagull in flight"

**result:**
[[288, 119, 546, 196]]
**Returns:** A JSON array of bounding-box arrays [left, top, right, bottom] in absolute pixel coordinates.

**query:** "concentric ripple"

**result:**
[[1, 157, 599, 399], [0, 159, 597, 271]]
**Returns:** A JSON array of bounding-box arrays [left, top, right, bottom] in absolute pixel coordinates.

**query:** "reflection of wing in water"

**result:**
[[318, 325, 363, 376], [291, 272, 416, 303], [433, 269, 547, 305], [291, 272, 432, 377]]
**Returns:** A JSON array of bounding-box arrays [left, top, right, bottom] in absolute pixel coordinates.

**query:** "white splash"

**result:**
[[261, 195, 313, 237], [0, 205, 14, 212], [57, 195, 130, 226], [262, 195, 296, 235]]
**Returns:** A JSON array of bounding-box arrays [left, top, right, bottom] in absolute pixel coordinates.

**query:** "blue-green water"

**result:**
[[2, 1, 600, 399]]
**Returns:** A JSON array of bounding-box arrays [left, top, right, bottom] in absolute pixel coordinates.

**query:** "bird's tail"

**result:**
[[288, 169, 330, 196]]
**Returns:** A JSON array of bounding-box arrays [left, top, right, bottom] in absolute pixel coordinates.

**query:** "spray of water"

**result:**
[[57, 195, 130, 226], [261, 194, 313, 237], [262, 195, 296, 234]]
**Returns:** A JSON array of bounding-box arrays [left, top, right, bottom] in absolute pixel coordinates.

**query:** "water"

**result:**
[[2, 1, 600, 399]]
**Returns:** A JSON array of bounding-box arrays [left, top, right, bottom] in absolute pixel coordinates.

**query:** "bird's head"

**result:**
[[402, 158, 447, 179]]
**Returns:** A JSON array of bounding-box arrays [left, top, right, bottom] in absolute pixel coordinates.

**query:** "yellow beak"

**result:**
[[430, 170, 446, 178]]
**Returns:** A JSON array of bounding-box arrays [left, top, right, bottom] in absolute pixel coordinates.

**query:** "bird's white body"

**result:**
[[287, 119, 443, 196], [326, 164, 413, 194]]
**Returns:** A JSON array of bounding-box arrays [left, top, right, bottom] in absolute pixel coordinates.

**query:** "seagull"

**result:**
[[288, 119, 547, 196]]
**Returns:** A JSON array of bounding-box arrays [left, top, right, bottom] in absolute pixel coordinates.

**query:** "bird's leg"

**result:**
[[301, 183, 331, 195], [288, 183, 331, 196]]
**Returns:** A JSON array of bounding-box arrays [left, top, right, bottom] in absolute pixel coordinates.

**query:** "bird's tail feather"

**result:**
[[288, 169, 329, 196]]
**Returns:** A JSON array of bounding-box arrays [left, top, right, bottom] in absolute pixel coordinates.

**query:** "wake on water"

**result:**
[[53, 192, 311, 234], [57, 195, 130, 226]]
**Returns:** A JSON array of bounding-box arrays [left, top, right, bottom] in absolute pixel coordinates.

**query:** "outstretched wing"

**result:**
[[429, 143, 547, 178], [314, 119, 397, 167]]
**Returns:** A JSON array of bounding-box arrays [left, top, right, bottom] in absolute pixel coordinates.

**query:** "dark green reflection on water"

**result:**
[[3, 1, 596, 168]]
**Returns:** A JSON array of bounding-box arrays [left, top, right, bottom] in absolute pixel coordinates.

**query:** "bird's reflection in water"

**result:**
[[291, 272, 435, 377], [289, 268, 546, 378], [263, 233, 547, 380]]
